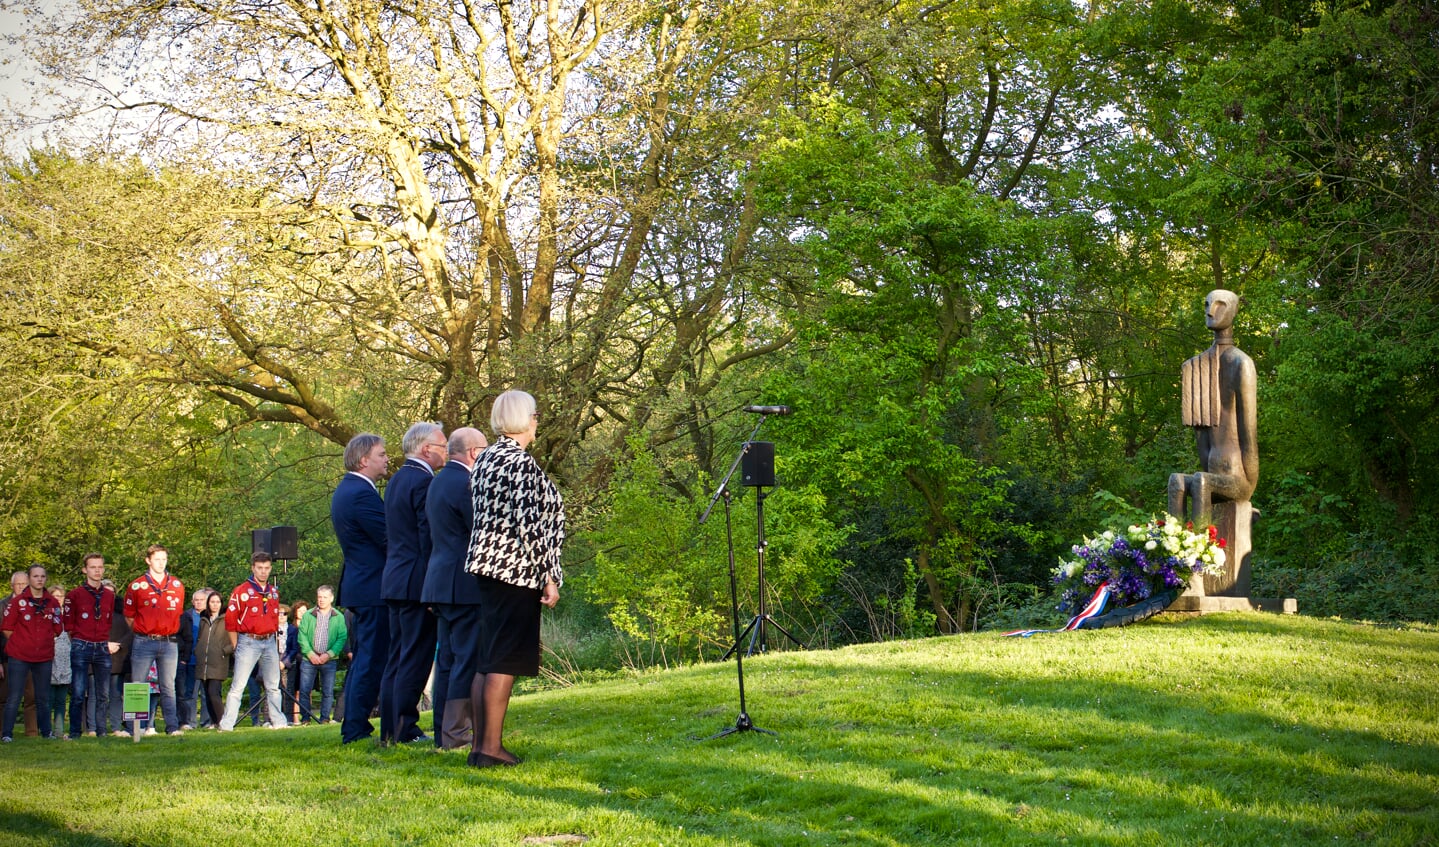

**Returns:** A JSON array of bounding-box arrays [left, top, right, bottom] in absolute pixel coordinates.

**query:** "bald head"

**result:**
[[448, 427, 488, 469]]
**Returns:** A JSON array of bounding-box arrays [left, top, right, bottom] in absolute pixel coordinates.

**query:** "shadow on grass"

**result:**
[[446, 645, 1439, 846], [5, 615, 1436, 846], [0, 808, 127, 847]]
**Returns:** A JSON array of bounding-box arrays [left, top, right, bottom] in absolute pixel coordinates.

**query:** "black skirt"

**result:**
[[474, 575, 542, 677]]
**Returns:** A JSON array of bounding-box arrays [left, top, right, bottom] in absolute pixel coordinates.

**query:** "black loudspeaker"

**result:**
[[251, 528, 272, 558], [270, 525, 299, 560], [741, 441, 775, 488]]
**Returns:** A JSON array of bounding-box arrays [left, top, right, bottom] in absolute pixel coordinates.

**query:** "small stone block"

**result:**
[[1166, 595, 1297, 614]]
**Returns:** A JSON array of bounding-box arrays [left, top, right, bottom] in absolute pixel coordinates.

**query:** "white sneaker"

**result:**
[[143, 727, 158, 737], [267, 722, 290, 730], [111, 730, 129, 738]]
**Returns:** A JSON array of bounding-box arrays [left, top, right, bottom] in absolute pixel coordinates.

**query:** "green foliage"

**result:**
[[1255, 523, 1439, 625], [583, 443, 845, 665]]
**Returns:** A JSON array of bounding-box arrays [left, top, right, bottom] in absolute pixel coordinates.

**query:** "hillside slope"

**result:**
[[4, 613, 1436, 846]]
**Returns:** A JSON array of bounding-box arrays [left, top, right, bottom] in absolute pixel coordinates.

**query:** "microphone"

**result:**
[[743, 405, 792, 416]]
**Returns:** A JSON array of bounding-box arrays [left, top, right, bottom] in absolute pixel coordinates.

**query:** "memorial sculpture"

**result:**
[[1168, 289, 1257, 597]]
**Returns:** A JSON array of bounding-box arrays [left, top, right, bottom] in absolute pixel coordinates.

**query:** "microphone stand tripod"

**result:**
[[722, 482, 806, 660], [698, 418, 775, 741]]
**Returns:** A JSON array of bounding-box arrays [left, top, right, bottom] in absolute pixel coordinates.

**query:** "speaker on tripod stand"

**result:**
[[724, 442, 804, 659]]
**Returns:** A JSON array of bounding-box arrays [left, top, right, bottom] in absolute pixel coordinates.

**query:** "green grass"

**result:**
[[4, 613, 1437, 846]]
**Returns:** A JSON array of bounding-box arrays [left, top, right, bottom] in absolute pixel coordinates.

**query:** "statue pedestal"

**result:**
[[1171, 500, 1297, 615], [1167, 595, 1298, 614]]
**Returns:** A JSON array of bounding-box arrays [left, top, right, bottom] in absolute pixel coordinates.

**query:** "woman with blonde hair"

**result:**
[[464, 390, 563, 767]]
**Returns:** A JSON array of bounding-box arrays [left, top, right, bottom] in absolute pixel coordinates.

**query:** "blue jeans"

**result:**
[[69, 639, 112, 737], [3, 659, 53, 738], [220, 635, 285, 730], [298, 660, 338, 722], [178, 661, 198, 727], [130, 637, 179, 733]]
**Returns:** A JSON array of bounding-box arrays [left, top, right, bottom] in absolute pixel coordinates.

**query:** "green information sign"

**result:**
[[122, 682, 150, 721]]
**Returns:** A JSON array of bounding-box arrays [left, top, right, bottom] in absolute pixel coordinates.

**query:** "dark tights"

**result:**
[[468, 672, 517, 764], [202, 680, 225, 726]]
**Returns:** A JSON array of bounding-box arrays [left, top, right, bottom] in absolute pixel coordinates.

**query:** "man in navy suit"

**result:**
[[332, 433, 389, 744], [420, 426, 487, 749], [379, 422, 447, 745]]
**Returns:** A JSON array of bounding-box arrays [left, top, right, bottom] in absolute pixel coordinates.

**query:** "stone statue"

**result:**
[[1168, 289, 1257, 596]]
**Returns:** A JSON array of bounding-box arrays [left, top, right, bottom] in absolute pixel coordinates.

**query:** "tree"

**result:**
[[1, 0, 802, 486]]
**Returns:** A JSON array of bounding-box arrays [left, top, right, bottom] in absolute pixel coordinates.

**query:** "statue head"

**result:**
[[1205, 289, 1239, 332]]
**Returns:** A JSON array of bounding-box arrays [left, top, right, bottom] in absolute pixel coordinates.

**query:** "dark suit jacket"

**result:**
[[381, 459, 435, 603], [332, 472, 387, 609], [420, 460, 483, 606], [177, 607, 201, 665]]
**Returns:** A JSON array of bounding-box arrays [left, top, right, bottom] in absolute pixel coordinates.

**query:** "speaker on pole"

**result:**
[[741, 441, 775, 488], [251, 528, 272, 559], [270, 526, 299, 560]]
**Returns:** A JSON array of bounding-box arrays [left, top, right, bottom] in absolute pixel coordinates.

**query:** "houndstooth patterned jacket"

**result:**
[[464, 436, 565, 590]]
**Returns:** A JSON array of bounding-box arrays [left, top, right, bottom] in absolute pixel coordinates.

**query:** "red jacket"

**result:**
[[123, 572, 186, 637], [63, 582, 115, 643], [2, 591, 62, 662], [225, 578, 280, 637]]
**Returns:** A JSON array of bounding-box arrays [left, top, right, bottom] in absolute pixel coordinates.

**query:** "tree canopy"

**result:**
[[1, 0, 1435, 637]]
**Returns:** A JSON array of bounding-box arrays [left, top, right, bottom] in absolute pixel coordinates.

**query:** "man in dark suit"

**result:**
[[332, 433, 389, 744], [420, 426, 487, 749], [378, 422, 447, 745]]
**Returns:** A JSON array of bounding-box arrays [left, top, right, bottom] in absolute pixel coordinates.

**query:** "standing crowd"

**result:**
[[1, 389, 565, 768], [0, 550, 350, 740]]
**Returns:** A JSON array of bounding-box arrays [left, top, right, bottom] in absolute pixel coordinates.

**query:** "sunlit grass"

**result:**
[[4, 613, 1436, 845]]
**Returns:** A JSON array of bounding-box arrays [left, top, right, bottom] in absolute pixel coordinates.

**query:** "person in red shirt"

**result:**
[[123, 545, 186, 736], [1, 570, 40, 737], [64, 553, 119, 738], [2, 565, 63, 741], [218, 553, 288, 731]]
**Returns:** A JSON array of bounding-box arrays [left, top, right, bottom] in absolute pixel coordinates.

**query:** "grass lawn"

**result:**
[[3, 612, 1436, 846]]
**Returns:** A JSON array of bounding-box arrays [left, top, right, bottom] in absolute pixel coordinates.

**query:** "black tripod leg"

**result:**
[[722, 616, 761, 661], [760, 615, 806, 650]]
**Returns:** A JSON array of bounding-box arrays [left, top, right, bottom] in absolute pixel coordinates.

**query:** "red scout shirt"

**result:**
[[2, 590, 63, 662], [123, 572, 186, 637], [225, 577, 280, 637], [63, 582, 115, 643]]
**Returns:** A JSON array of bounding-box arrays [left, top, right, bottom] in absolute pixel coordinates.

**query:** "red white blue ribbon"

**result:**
[[1002, 582, 1111, 637]]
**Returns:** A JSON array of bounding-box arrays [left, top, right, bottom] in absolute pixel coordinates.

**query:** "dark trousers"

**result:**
[[178, 661, 198, 727], [380, 600, 436, 743], [341, 605, 389, 743], [201, 679, 225, 726], [3, 659, 53, 739], [107, 673, 126, 732], [69, 640, 112, 737], [431, 603, 484, 747]]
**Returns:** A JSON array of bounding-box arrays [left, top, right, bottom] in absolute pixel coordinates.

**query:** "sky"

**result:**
[[2, 7, 52, 155]]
